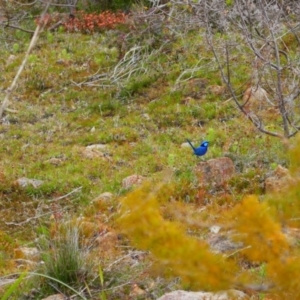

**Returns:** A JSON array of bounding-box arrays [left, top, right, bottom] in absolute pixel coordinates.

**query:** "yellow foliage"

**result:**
[[267, 135, 300, 226], [116, 138, 300, 295], [118, 185, 237, 290], [268, 257, 300, 298], [0, 231, 18, 275], [268, 182, 300, 227], [288, 135, 300, 174], [229, 195, 289, 262]]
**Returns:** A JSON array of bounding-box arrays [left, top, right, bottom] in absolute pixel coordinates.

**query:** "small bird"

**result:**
[[186, 139, 209, 156]]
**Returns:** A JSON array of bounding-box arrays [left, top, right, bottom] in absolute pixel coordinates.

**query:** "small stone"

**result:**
[[122, 174, 146, 189], [81, 145, 111, 161], [94, 192, 113, 201], [82, 148, 104, 159], [14, 246, 40, 269], [15, 177, 44, 188], [45, 157, 63, 166], [86, 144, 107, 150], [157, 289, 249, 300], [210, 225, 221, 234], [14, 247, 39, 259], [91, 192, 114, 210]]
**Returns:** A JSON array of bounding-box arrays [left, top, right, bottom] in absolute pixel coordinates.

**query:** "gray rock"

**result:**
[[195, 157, 235, 187], [157, 289, 249, 300], [15, 177, 44, 188]]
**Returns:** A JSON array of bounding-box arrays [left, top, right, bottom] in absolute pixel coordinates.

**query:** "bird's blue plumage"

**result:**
[[186, 139, 209, 156]]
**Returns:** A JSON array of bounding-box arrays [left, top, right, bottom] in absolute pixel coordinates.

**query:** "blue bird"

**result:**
[[186, 139, 209, 156]]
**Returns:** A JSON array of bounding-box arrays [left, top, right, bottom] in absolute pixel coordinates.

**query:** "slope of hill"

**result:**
[[0, 2, 300, 299]]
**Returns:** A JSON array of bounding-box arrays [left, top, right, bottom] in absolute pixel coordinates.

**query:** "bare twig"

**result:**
[[225, 245, 252, 258], [48, 186, 82, 203], [172, 58, 210, 91], [4, 23, 34, 34], [5, 211, 53, 226]]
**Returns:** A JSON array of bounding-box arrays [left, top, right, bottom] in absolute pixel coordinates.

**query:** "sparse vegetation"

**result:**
[[0, 0, 300, 299]]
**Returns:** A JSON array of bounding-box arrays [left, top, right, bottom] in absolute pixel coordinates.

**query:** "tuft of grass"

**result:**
[[39, 222, 92, 296]]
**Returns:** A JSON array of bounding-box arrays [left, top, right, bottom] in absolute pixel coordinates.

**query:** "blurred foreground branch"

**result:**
[[0, 1, 52, 118]]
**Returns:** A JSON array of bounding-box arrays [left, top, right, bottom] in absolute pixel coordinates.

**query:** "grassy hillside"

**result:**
[[0, 3, 299, 299]]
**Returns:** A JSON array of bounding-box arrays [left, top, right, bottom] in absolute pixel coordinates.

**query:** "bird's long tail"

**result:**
[[186, 139, 196, 151]]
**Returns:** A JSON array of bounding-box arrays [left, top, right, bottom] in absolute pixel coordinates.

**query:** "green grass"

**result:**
[[39, 224, 92, 295], [0, 7, 295, 299]]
